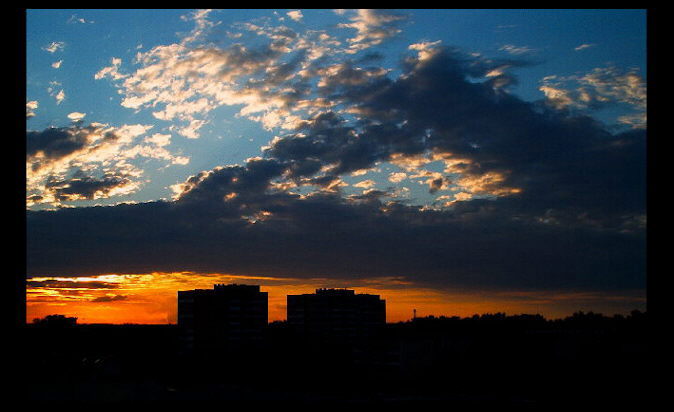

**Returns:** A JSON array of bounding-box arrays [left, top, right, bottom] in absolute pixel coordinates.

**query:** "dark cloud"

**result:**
[[263, 49, 307, 85], [317, 61, 389, 94], [26, 46, 645, 295], [428, 177, 445, 194], [26, 124, 121, 164], [27, 126, 89, 161], [91, 294, 128, 303], [266, 47, 645, 224], [26, 189, 645, 293], [27, 280, 120, 289], [355, 51, 386, 63], [45, 171, 134, 201]]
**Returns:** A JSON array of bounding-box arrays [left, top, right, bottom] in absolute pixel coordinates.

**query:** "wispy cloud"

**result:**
[[54, 89, 65, 105], [495, 24, 517, 31], [499, 44, 537, 55], [67, 14, 94, 24], [574, 43, 596, 51], [539, 66, 646, 128], [337, 9, 407, 53], [42, 41, 65, 53], [94, 57, 126, 81]]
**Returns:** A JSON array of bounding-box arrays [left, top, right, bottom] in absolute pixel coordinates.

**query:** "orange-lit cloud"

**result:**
[[26, 272, 646, 325]]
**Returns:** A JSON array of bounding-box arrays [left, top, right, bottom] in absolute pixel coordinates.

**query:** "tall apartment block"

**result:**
[[287, 288, 386, 344], [177, 284, 268, 353]]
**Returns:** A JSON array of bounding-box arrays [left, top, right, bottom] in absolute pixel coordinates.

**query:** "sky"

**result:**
[[25, 9, 647, 323]]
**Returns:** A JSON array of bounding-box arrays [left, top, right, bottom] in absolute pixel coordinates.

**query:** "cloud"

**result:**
[[67, 14, 94, 24], [256, 46, 644, 224], [29, 18, 644, 298], [287, 10, 303, 22], [618, 112, 647, 129], [92, 294, 128, 303], [581, 67, 646, 108], [388, 172, 407, 183], [67, 112, 86, 122], [26, 122, 188, 207], [51, 60, 62, 69], [54, 89, 65, 105], [337, 9, 407, 53], [97, 29, 307, 135], [539, 66, 646, 128], [176, 119, 208, 139], [26, 182, 645, 293], [45, 81, 65, 104], [180, 9, 218, 45], [91, 41, 643, 225], [27, 82, 645, 292], [26, 100, 38, 118], [91, 10, 411, 139], [353, 179, 376, 188], [97, 41, 289, 137], [499, 44, 536, 55], [574, 43, 596, 51], [44, 171, 140, 202], [144, 133, 171, 147], [94, 57, 125, 81], [263, 49, 535, 193], [27, 280, 120, 289], [42, 41, 64, 53], [27, 125, 93, 161]]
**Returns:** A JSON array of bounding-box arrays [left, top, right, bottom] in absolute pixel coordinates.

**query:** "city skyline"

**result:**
[[26, 9, 647, 324], [27, 275, 645, 324]]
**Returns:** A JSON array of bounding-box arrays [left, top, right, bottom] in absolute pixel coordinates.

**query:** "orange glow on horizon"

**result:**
[[26, 272, 646, 324]]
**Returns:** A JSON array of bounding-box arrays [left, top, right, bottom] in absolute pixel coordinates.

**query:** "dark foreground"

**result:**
[[17, 311, 649, 406]]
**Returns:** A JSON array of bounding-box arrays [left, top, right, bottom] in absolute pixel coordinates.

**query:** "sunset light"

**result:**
[[27, 272, 646, 324]]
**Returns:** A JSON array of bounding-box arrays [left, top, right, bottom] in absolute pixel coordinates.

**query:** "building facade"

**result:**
[[287, 288, 386, 344], [177, 284, 268, 353]]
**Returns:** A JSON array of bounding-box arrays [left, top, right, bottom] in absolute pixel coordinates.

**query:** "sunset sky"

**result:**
[[26, 9, 647, 323]]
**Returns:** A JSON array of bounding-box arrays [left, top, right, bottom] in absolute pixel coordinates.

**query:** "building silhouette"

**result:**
[[287, 288, 386, 344], [177, 284, 268, 353]]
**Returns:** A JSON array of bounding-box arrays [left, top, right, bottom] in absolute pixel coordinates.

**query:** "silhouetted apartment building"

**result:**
[[287, 288, 386, 344], [178, 284, 268, 353]]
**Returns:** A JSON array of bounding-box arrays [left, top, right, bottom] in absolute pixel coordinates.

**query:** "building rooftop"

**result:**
[[179, 284, 264, 296], [315, 288, 356, 296]]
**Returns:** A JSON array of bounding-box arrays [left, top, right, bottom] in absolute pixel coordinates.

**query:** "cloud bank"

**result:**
[[27, 37, 646, 295]]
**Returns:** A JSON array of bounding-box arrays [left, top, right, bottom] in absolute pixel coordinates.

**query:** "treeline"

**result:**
[[386, 309, 647, 335], [21, 310, 648, 404]]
